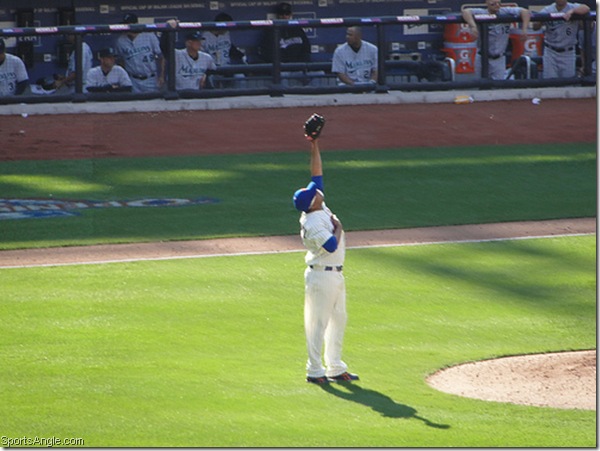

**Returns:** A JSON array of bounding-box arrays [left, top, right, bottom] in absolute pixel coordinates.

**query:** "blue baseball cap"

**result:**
[[293, 181, 318, 212], [122, 13, 138, 24], [98, 47, 116, 58], [185, 31, 205, 41]]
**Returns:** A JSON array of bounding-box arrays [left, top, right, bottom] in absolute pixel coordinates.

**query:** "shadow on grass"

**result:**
[[320, 382, 450, 429]]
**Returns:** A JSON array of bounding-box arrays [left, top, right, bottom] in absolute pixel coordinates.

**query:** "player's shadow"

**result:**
[[320, 383, 450, 429]]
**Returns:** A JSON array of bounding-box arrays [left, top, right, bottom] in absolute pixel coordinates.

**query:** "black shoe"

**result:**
[[328, 372, 359, 382], [306, 376, 329, 384]]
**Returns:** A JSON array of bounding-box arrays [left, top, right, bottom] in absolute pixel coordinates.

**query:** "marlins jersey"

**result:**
[[66, 42, 93, 88], [0, 53, 28, 96], [85, 65, 132, 91], [331, 40, 378, 83], [203, 31, 233, 66], [174, 48, 216, 90], [277, 28, 311, 63], [115, 33, 162, 78], [300, 202, 345, 267], [469, 7, 522, 56], [539, 2, 582, 47]]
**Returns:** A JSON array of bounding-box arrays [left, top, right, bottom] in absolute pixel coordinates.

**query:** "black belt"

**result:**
[[131, 73, 156, 80], [544, 43, 574, 53], [309, 265, 343, 272], [478, 52, 503, 60]]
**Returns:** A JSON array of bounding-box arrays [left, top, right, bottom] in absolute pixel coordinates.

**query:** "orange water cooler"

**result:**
[[509, 28, 544, 62], [442, 23, 478, 73]]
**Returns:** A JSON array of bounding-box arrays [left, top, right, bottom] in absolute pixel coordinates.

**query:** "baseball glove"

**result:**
[[304, 113, 325, 140]]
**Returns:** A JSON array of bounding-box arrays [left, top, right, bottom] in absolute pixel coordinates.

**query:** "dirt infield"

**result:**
[[0, 98, 596, 410], [427, 350, 596, 410], [0, 217, 594, 268], [1, 98, 596, 161]]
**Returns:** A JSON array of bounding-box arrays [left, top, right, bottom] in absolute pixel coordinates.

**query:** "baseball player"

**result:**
[[331, 26, 378, 86], [462, 0, 531, 80], [533, 0, 590, 78], [0, 38, 29, 96], [292, 113, 359, 385], [203, 13, 245, 66], [115, 13, 165, 93], [203, 13, 246, 89], [85, 47, 132, 93], [172, 31, 216, 90], [258, 2, 311, 64], [54, 34, 93, 93]]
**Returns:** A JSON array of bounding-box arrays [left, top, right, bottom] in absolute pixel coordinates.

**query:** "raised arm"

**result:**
[[310, 139, 323, 177]]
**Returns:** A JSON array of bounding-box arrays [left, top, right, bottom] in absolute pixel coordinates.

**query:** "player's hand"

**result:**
[[469, 25, 479, 39], [519, 29, 528, 41], [331, 214, 342, 231]]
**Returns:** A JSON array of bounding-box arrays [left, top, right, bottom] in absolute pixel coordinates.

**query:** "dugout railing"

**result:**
[[0, 11, 595, 104]]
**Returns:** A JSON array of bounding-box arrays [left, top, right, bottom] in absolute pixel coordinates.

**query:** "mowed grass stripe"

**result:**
[[0, 143, 595, 249], [1, 235, 595, 447]]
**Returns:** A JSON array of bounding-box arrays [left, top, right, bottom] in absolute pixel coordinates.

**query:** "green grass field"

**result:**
[[1, 235, 595, 447], [0, 142, 596, 447], [0, 142, 595, 249]]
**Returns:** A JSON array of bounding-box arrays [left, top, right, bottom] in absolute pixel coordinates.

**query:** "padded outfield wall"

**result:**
[[0, 0, 596, 83]]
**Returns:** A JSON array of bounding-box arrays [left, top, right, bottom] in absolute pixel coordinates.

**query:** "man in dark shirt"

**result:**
[[258, 2, 311, 63]]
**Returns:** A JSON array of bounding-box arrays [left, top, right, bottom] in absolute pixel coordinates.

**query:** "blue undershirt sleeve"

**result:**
[[311, 175, 324, 193], [322, 235, 338, 253]]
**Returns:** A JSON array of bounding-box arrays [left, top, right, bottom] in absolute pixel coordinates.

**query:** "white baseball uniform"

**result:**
[[538, 2, 583, 78], [202, 31, 247, 88], [470, 7, 523, 79], [115, 33, 163, 92], [173, 48, 216, 90], [202, 31, 234, 66], [331, 40, 378, 84], [66, 42, 93, 91], [0, 53, 29, 96], [85, 64, 132, 92], [300, 177, 348, 379]]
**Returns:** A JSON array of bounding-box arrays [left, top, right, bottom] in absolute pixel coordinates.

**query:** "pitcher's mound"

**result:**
[[427, 350, 596, 410]]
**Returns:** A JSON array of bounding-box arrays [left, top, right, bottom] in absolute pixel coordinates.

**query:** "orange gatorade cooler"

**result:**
[[510, 28, 544, 62], [442, 41, 477, 73], [444, 23, 477, 43]]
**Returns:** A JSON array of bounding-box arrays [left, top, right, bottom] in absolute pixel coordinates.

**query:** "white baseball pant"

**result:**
[[304, 268, 348, 378], [475, 53, 507, 80], [542, 47, 576, 78]]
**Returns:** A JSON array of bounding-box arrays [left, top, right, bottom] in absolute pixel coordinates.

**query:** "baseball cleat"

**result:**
[[327, 372, 359, 382], [306, 376, 329, 385]]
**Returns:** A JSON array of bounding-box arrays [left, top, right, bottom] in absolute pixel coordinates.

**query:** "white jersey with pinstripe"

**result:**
[[300, 202, 345, 267]]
